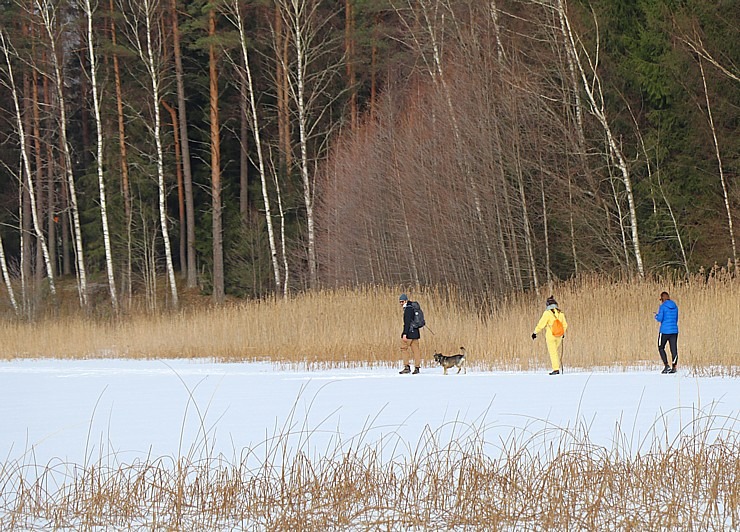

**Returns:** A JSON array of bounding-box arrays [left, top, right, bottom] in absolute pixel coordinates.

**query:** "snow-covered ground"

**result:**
[[2, 359, 739, 467]]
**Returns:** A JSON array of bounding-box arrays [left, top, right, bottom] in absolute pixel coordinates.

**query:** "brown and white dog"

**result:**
[[433, 347, 467, 375]]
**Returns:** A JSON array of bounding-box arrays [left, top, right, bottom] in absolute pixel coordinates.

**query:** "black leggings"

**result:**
[[658, 333, 678, 366]]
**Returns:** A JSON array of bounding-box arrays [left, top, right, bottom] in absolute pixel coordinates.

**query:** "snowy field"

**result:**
[[2, 358, 739, 467]]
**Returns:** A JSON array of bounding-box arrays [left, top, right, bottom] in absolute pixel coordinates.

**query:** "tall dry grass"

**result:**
[[1, 411, 739, 530], [2, 274, 739, 372]]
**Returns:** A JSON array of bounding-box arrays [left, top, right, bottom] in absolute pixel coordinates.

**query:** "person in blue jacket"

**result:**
[[655, 291, 679, 374]]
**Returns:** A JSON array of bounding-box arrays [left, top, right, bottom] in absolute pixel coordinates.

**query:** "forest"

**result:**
[[0, 0, 738, 315]]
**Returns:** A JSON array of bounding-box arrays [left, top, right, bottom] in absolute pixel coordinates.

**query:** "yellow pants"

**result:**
[[546, 334, 562, 371], [401, 338, 421, 367]]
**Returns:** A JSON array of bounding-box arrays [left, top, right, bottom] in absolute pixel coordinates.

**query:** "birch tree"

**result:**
[[36, 0, 90, 299], [276, 0, 342, 289], [0, 231, 19, 314], [698, 56, 737, 271], [83, 0, 118, 311], [225, 0, 284, 294], [557, 0, 645, 277], [0, 29, 56, 298], [121, 0, 179, 307]]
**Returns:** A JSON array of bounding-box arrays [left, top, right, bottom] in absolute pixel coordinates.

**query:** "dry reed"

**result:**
[[1, 411, 739, 530], [1, 274, 739, 373]]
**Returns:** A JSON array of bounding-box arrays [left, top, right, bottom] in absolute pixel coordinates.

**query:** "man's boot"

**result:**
[[668, 364, 677, 374], [661, 365, 671, 374], [399, 365, 411, 374], [412, 366, 420, 375]]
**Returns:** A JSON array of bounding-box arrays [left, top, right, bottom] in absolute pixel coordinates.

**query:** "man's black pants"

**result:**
[[658, 333, 679, 366]]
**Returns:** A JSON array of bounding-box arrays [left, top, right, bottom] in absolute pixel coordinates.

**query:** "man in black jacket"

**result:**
[[398, 293, 421, 374]]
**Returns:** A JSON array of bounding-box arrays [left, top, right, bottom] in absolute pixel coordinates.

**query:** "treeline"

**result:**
[[319, 0, 740, 295], [0, 0, 737, 315]]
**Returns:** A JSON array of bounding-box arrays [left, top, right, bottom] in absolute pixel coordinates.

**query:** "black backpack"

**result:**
[[410, 301, 426, 330]]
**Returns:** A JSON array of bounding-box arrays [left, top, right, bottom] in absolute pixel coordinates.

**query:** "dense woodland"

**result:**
[[0, 0, 737, 315]]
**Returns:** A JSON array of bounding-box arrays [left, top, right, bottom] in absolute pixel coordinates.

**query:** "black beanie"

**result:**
[[546, 296, 558, 307]]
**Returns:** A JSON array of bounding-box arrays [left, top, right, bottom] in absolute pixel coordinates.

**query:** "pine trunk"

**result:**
[[209, 8, 224, 303]]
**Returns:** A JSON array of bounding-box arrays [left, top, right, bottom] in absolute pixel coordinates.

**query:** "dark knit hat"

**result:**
[[546, 296, 558, 307], [399, 293, 408, 301]]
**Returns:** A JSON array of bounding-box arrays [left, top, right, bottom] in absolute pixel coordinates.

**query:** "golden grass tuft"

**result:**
[[1, 274, 739, 372], [1, 413, 739, 529]]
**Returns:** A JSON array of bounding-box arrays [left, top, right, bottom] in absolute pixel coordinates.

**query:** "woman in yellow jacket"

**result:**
[[531, 296, 568, 375]]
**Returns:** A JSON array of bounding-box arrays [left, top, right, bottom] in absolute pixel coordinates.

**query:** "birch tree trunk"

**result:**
[[84, 0, 118, 311], [557, 0, 645, 277], [286, 0, 318, 288], [123, 0, 179, 307], [274, 162, 290, 298], [42, 62, 56, 280], [0, 232, 19, 314], [35, 0, 88, 302], [228, 0, 283, 294], [21, 59, 32, 295], [30, 50, 45, 286], [0, 29, 57, 298], [699, 57, 737, 270]]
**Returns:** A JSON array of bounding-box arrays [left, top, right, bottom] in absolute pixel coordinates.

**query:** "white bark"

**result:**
[[0, 29, 57, 298], [123, 0, 179, 307], [277, 0, 343, 289], [557, 0, 645, 277], [35, 0, 89, 302], [0, 232, 18, 313], [289, 0, 318, 288], [489, 1, 505, 63], [699, 57, 737, 270], [227, 2, 283, 294], [274, 160, 290, 298], [83, 0, 118, 310], [682, 33, 740, 84], [608, 153, 631, 271]]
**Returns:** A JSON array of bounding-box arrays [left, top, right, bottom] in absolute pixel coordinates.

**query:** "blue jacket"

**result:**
[[655, 299, 679, 334]]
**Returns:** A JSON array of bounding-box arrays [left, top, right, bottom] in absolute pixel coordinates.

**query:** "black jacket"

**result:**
[[402, 302, 421, 339]]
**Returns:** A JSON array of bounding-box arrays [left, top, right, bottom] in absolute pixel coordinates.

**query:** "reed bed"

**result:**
[[1, 412, 739, 530], [1, 273, 740, 373]]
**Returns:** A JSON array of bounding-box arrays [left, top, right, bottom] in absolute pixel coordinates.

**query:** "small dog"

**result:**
[[433, 347, 467, 375]]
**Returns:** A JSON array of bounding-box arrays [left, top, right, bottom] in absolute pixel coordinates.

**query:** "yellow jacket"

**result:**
[[534, 308, 568, 338]]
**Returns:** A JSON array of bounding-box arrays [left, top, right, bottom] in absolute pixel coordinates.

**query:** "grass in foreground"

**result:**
[[1, 412, 739, 530], [1, 274, 740, 373]]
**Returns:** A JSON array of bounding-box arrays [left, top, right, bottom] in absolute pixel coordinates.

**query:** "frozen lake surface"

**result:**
[[2, 359, 739, 466]]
